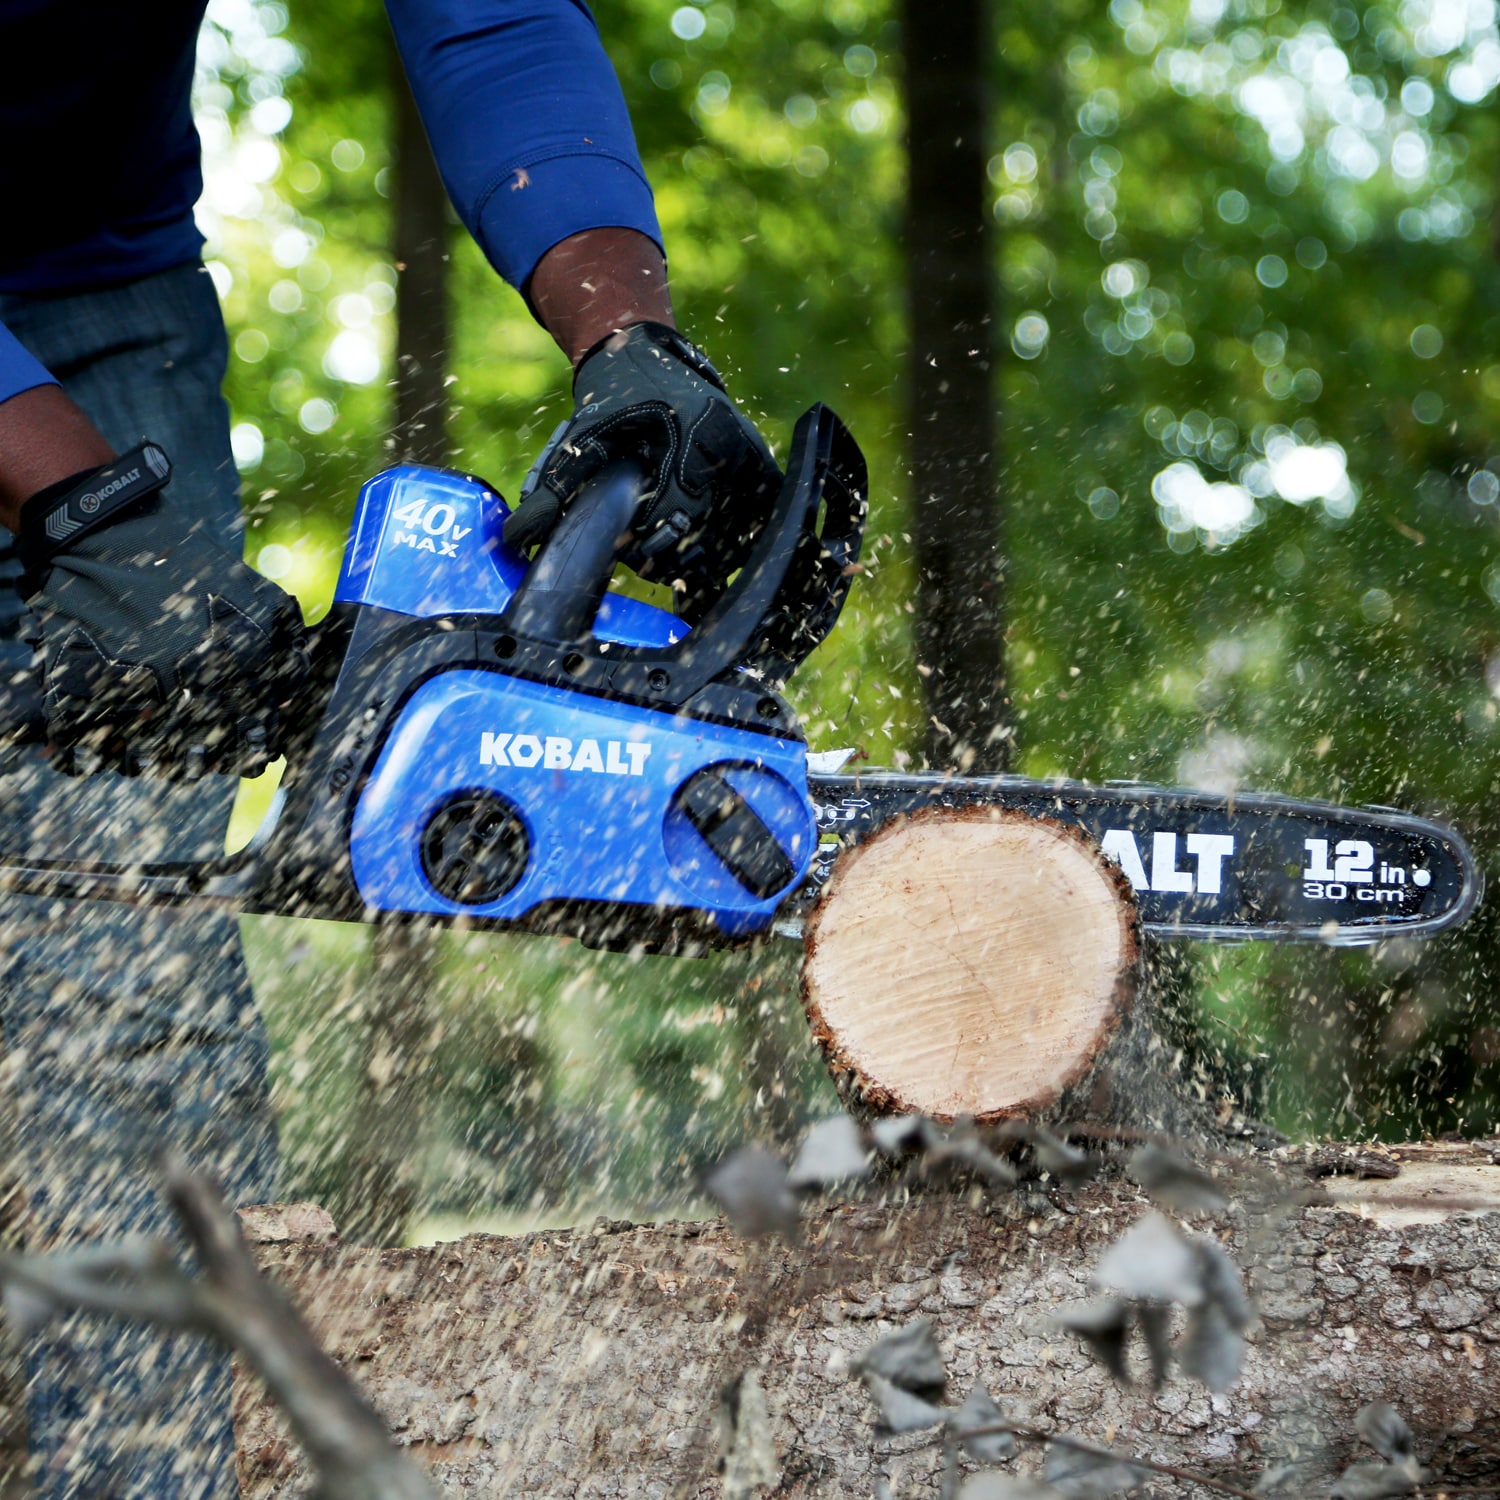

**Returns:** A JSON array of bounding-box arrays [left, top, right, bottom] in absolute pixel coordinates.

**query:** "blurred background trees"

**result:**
[[196, 0, 1500, 1240]]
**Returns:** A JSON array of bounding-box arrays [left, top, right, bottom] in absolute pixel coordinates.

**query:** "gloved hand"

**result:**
[[503, 321, 782, 621], [9, 442, 309, 777]]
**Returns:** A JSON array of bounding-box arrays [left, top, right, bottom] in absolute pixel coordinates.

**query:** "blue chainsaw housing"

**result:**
[[348, 669, 814, 935], [276, 405, 867, 945], [335, 464, 686, 650]]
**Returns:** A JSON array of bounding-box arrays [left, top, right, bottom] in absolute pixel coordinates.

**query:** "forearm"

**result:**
[[527, 227, 674, 368], [385, 0, 663, 291], [0, 385, 116, 532]]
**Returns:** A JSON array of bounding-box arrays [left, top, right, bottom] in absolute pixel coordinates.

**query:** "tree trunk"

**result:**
[[803, 808, 1140, 1121], [390, 51, 451, 469], [234, 1143, 1500, 1497], [903, 0, 1005, 774], [336, 52, 453, 1247], [336, 924, 440, 1246]]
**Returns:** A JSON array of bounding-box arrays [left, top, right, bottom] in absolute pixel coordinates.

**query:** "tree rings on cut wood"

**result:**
[[802, 806, 1141, 1122]]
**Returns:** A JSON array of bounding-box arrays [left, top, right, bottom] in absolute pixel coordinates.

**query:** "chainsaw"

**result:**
[[0, 405, 1479, 951]]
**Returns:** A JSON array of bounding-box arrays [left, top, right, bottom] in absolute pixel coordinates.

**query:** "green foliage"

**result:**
[[243, 918, 837, 1225], [977, 0, 1500, 1137], [207, 0, 1500, 1224]]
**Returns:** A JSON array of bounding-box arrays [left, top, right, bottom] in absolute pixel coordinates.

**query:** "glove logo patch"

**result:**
[[78, 465, 143, 513]]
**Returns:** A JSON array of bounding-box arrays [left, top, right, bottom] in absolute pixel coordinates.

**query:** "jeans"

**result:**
[[0, 264, 278, 1498]]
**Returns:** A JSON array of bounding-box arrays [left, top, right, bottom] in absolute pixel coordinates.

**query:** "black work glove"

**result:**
[[7, 443, 309, 777], [503, 321, 782, 621]]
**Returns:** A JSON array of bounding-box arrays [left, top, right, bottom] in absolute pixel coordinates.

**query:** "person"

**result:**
[[0, 1, 778, 1493]]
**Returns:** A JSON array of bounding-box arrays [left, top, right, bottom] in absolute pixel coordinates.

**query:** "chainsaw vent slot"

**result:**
[[420, 791, 530, 905]]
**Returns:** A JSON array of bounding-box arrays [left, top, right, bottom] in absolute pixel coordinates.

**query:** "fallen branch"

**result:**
[[0, 1155, 437, 1500]]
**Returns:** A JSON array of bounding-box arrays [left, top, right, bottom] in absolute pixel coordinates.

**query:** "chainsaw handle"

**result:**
[[492, 405, 866, 710], [501, 459, 649, 643]]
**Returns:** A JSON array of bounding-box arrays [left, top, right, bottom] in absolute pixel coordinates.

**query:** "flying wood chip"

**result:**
[[787, 1114, 872, 1190], [1126, 1144, 1227, 1215]]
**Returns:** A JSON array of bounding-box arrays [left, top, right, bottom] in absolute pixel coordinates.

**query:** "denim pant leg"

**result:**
[[0, 265, 278, 1500]]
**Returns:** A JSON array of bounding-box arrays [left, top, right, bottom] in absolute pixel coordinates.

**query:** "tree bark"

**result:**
[[803, 808, 1140, 1121], [903, 0, 1005, 774], [233, 1143, 1500, 1497]]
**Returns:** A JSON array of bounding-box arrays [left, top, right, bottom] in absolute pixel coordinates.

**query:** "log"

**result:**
[[232, 1142, 1500, 1497], [802, 807, 1141, 1121]]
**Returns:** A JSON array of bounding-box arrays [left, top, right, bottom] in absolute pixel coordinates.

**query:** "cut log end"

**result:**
[[802, 806, 1141, 1122]]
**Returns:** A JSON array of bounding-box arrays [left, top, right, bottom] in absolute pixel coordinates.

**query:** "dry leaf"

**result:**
[[860, 1371, 948, 1434], [950, 1381, 1017, 1463], [851, 1317, 947, 1394], [1055, 1299, 1133, 1384], [1178, 1300, 1244, 1392], [1355, 1402, 1414, 1465], [1044, 1443, 1146, 1497], [1093, 1213, 1202, 1305], [704, 1146, 799, 1238], [1126, 1144, 1226, 1214], [788, 1115, 872, 1190]]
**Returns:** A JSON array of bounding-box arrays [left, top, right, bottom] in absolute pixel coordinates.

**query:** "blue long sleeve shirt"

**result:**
[[0, 0, 661, 406]]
